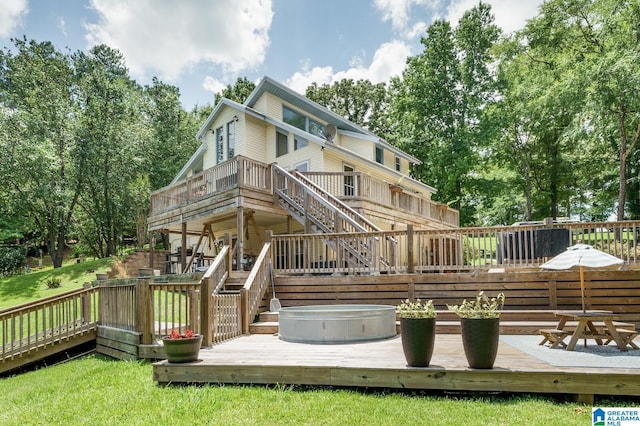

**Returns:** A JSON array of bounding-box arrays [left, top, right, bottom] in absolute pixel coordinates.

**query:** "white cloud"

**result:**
[[286, 40, 411, 93], [374, 0, 437, 38], [445, 0, 543, 34], [0, 0, 28, 38], [202, 76, 226, 95], [84, 0, 273, 81]]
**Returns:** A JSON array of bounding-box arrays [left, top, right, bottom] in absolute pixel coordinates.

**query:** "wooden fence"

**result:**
[[270, 220, 640, 275], [0, 285, 98, 371]]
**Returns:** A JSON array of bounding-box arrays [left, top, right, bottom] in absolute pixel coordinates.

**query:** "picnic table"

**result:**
[[541, 310, 638, 352]]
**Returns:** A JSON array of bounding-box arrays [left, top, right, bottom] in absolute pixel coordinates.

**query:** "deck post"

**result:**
[[240, 287, 249, 334], [224, 232, 232, 272], [200, 274, 213, 346], [181, 223, 187, 273], [149, 233, 155, 268], [81, 282, 92, 324], [136, 278, 153, 345], [407, 224, 414, 274]]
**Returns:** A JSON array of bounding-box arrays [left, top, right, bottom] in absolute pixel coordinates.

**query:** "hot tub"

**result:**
[[278, 304, 397, 344]]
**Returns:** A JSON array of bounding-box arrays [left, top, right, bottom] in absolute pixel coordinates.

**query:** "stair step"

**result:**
[[249, 321, 279, 335], [258, 311, 279, 322]]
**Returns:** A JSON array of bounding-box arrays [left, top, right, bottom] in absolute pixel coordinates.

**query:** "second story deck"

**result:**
[[148, 156, 459, 232]]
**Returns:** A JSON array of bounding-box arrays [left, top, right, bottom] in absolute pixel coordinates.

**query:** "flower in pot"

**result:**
[[397, 299, 437, 367], [447, 291, 505, 369], [162, 329, 203, 363]]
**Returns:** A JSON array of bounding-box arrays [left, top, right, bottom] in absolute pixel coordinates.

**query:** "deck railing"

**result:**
[[241, 241, 272, 333], [1, 286, 98, 362], [302, 171, 459, 227], [271, 220, 640, 274], [149, 158, 458, 227], [150, 156, 271, 215]]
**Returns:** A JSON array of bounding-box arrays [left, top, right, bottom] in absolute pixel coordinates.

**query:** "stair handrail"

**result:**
[[241, 241, 272, 332], [293, 170, 381, 233], [272, 164, 368, 233], [202, 245, 230, 294]]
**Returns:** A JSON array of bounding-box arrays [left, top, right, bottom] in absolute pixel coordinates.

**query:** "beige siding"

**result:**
[[341, 135, 372, 159], [245, 115, 268, 163]]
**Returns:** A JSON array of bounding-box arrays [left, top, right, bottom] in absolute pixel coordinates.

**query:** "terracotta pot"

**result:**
[[400, 317, 436, 367], [460, 318, 499, 369], [162, 335, 203, 363]]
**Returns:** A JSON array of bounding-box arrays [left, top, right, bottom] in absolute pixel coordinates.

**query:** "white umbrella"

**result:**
[[540, 244, 623, 312]]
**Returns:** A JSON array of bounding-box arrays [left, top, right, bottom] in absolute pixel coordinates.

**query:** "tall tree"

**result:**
[[390, 3, 500, 225], [0, 38, 79, 267], [73, 45, 144, 257]]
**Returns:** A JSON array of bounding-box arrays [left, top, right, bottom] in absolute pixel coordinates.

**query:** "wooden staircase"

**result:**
[[248, 309, 637, 336], [272, 165, 392, 271]]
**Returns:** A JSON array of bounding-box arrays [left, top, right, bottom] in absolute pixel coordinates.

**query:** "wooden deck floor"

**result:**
[[153, 334, 640, 402]]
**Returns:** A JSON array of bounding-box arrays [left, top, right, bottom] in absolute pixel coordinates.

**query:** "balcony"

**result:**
[[149, 157, 459, 230]]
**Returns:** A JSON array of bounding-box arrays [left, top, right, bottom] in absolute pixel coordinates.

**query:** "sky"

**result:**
[[0, 0, 544, 109]]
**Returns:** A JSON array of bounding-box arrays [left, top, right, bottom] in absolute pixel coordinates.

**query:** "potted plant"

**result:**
[[162, 329, 203, 363], [397, 298, 437, 367], [447, 291, 505, 369]]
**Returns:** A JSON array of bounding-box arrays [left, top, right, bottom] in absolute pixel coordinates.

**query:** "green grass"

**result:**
[[0, 257, 113, 309], [1, 354, 632, 426]]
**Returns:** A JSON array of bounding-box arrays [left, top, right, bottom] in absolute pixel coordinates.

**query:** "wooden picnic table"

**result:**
[[553, 310, 637, 352]]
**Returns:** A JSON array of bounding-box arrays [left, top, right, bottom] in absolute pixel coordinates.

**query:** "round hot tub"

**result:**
[[278, 304, 397, 344]]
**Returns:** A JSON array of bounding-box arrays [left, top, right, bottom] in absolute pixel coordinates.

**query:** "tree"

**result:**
[[305, 79, 391, 136], [73, 45, 145, 257], [390, 3, 500, 225], [214, 76, 255, 105], [0, 38, 80, 267]]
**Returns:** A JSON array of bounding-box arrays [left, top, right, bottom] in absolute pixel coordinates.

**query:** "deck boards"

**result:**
[[153, 334, 640, 400]]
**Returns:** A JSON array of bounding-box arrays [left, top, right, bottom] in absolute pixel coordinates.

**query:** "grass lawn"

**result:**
[[0, 354, 624, 426], [0, 257, 113, 310]]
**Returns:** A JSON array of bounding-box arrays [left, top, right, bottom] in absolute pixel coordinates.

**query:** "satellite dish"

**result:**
[[323, 124, 337, 142]]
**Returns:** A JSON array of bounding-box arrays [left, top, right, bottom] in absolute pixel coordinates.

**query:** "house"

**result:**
[[147, 76, 459, 274]]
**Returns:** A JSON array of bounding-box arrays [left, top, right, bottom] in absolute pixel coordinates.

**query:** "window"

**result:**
[[308, 119, 324, 138], [276, 131, 288, 157], [395, 156, 401, 172], [294, 161, 309, 172], [216, 127, 224, 164], [283, 106, 306, 130], [283, 106, 325, 138], [227, 121, 235, 160], [375, 146, 384, 164], [294, 136, 308, 150]]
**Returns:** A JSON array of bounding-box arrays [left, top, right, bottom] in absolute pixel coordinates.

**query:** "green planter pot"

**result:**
[[400, 317, 436, 367], [162, 335, 203, 363], [460, 318, 499, 369]]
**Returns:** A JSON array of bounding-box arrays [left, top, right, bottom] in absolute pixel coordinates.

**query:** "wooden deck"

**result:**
[[153, 334, 640, 402]]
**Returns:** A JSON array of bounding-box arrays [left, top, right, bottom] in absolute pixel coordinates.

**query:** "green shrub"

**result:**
[[0, 246, 26, 276], [46, 278, 62, 289]]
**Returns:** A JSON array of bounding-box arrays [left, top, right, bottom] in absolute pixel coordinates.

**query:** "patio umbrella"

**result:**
[[540, 244, 623, 312]]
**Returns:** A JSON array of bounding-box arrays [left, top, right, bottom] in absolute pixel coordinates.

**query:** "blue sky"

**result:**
[[0, 0, 543, 109]]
